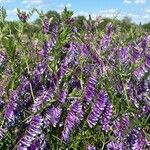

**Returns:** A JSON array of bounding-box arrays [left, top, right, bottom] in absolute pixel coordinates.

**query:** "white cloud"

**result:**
[[22, 0, 44, 8], [74, 9, 120, 20], [7, 8, 17, 15], [57, 3, 72, 13], [123, 0, 132, 4], [143, 14, 150, 18], [58, 3, 72, 9], [134, 0, 146, 4], [0, 0, 15, 3], [7, 8, 29, 16], [74, 9, 149, 24], [145, 8, 150, 13], [66, 3, 72, 8], [123, 0, 147, 4]]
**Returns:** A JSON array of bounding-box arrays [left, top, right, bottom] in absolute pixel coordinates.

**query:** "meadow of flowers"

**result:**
[[0, 7, 150, 150]]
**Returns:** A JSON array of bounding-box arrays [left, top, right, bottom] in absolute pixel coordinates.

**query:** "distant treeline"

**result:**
[[6, 10, 150, 35]]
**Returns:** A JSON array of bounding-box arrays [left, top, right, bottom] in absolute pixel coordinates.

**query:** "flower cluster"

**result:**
[[44, 106, 62, 127], [17, 11, 28, 22], [87, 90, 108, 128], [0, 51, 6, 67], [0, 127, 5, 141], [61, 100, 83, 143], [17, 115, 43, 149], [83, 73, 97, 104], [0, 8, 149, 149], [100, 102, 113, 132], [4, 90, 20, 128]]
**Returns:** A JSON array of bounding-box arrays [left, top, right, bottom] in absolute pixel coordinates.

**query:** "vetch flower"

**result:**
[[61, 100, 83, 143], [57, 44, 78, 81], [17, 11, 28, 22], [28, 133, 48, 150], [100, 102, 113, 132], [59, 89, 68, 104], [141, 36, 149, 52], [106, 22, 113, 36], [132, 135, 146, 150], [83, 73, 97, 104], [131, 47, 140, 63], [113, 113, 130, 137], [32, 89, 52, 113], [127, 128, 148, 149], [45, 106, 62, 127], [101, 22, 113, 49], [0, 51, 6, 67], [116, 80, 123, 95], [107, 139, 125, 150], [39, 24, 58, 58], [69, 75, 81, 90], [145, 55, 150, 68], [17, 115, 43, 149], [118, 47, 129, 64], [32, 62, 48, 87], [101, 35, 111, 49], [0, 97, 4, 109], [80, 44, 90, 58], [43, 16, 50, 34], [142, 105, 150, 115], [0, 127, 5, 141], [87, 90, 107, 128], [87, 144, 96, 150], [57, 62, 68, 81], [4, 90, 20, 127], [133, 64, 147, 80]]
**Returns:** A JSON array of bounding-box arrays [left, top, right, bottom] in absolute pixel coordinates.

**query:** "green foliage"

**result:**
[[142, 22, 150, 32], [0, 6, 149, 150]]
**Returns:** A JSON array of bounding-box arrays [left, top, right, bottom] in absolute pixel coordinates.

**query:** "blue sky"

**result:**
[[1, 0, 150, 24]]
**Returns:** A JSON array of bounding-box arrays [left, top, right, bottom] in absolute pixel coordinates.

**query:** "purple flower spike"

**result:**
[[61, 100, 83, 143], [0, 51, 6, 66], [80, 44, 90, 58], [32, 62, 48, 87], [119, 47, 129, 64], [141, 36, 148, 51], [43, 16, 49, 34], [57, 63, 68, 81], [101, 35, 111, 49], [142, 105, 150, 115], [69, 76, 81, 89], [101, 22, 112, 49], [87, 90, 107, 128], [0, 97, 5, 108], [116, 80, 123, 95], [32, 89, 52, 113], [131, 47, 140, 63], [87, 144, 96, 150], [4, 90, 19, 127], [17, 115, 43, 149], [145, 55, 150, 68], [127, 128, 148, 149], [133, 64, 147, 80], [106, 22, 113, 36], [132, 136, 145, 150], [113, 113, 130, 137], [0, 127, 6, 141], [107, 140, 125, 150], [17, 11, 28, 22], [100, 102, 113, 132], [83, 73, 97, 104], [59, 89, 67, 104], [28, 133, 47, 150], [45, 106, 62, 127]]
